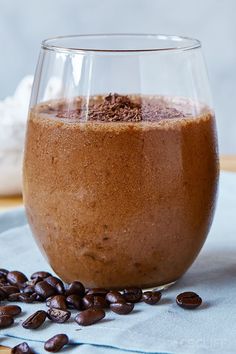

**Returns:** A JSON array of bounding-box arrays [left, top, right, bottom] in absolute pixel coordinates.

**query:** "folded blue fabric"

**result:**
[[0, 172, 236, 354]]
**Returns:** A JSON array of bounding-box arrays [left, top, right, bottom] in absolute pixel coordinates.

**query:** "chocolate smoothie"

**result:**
[[23, 94, 218, 288]]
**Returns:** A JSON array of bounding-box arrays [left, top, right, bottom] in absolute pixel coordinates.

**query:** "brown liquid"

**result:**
[[23, 95, 219, 288]]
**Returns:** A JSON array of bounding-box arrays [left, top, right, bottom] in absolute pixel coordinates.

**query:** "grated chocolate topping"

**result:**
[[53, 93, 186, 122]]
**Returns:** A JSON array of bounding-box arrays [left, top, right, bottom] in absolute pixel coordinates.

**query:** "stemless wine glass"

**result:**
[[23, 34, 219, 289]]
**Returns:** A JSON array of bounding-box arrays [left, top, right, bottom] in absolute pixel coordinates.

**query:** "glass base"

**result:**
[[143, 280, 176, 292]]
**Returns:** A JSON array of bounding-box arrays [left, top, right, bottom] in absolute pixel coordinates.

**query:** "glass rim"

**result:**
[[41, 33, 201, 54]]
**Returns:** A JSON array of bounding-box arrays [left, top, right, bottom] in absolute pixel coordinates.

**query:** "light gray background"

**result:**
[[0, 0, 235, 153]]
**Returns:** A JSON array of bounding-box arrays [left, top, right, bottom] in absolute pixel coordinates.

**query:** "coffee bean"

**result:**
[[176, 291, 202, 309], [34, 280, 57, 299], [123, 288, 142, 303], [56, 283, 65, 295], [12, 342, 35, 354], [0, 277, 7, 285], [23, 292, 38, 303], [66, 295, 82, 310], [142, 291, 162, 305], [35, 294, 45, 302], [0, 305, 21, 316], [86, 288, 109, 297], [46, 296, 53, 307], [105, 291, 125, 304], [21, 285, 35, 295], [75, 308, 105, 326], [0, 314, 14, 328], [82, 295, 108, 310], [31, 271, 52, 280], [26, 278, 42, 287], [18, 294, 33, 303], [44, 334, 69, 352], [18, 283, 27, 291], [30, 293, 38, 301], [2, 285, 19, 296], [22, 310, 47, 329], [47, 308, 71, 323], [65, 281, 85, 297], [48, 295, 67, 310], [0, 269, 8, 277], [0, 288, 7, 300], [110, 302, 134, 315], [7, 271, 28, 285], [8, 292, 21, 302], [45, 276, 65, 295]]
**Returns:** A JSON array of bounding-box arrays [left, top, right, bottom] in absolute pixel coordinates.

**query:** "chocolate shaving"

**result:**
[[53, 93, 186, 122]]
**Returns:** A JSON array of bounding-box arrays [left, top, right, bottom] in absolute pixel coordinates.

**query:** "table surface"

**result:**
[[0, 155, 235, 352]]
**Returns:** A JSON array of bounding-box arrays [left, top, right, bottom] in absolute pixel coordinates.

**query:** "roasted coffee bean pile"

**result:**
[[0, 268, 202, 353]]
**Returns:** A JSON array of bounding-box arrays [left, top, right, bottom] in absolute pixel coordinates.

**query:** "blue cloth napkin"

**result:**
[[0, 172, 236, 354]]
